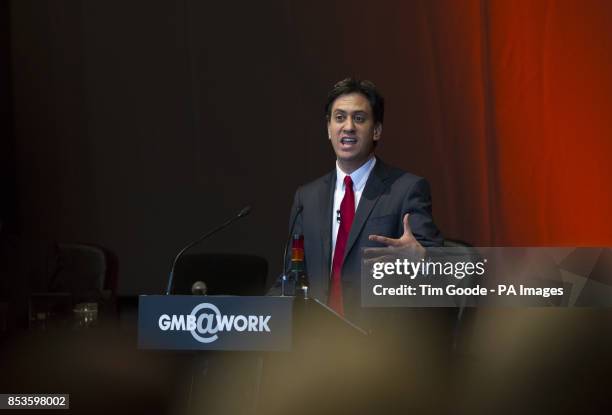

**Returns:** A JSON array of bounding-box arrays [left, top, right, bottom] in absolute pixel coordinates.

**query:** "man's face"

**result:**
[[328, 92, 382, 173]]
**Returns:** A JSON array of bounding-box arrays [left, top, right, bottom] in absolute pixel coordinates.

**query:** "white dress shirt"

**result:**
[[331, 156, 377, 261]]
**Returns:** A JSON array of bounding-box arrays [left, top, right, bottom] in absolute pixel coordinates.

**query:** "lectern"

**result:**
[[138, 295, 369, 414]]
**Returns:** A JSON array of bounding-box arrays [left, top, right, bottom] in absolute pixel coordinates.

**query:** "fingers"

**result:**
[[402, 213, 413, 237], [368, 234, 401, 246], [369, 213, 417, 248]]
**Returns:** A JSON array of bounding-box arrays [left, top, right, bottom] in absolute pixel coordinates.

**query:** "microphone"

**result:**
[[165, 205, 252, 295], [280, 205, 303, 295], [191, 281, 208, 295], [237, 205, 252, 218]]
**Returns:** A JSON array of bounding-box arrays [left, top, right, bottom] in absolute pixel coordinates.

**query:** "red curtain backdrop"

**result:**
[[407, 0, 612, 246]]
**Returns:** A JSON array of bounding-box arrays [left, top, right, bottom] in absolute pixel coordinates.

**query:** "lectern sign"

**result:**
[[138, 295, 293, 351]]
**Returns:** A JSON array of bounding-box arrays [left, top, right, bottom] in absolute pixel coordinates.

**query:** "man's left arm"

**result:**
[[369, 177, 443, 251], [401, 178, 443, 248]]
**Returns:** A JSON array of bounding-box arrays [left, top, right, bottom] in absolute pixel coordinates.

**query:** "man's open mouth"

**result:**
[[340, 137, 357, 144]]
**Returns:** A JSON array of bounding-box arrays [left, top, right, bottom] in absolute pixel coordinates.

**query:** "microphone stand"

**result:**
[[280, 205, 303, 296], [165, 206, 251, 295]]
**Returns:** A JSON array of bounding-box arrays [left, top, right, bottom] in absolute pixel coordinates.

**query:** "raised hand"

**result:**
[[367, 213, 425, 259]]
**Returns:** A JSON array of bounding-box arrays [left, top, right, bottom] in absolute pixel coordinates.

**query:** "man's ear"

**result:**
[[373, 123, 383, 141], [327, 122, 332, 140]]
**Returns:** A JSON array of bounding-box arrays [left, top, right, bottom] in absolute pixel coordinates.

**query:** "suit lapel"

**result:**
[[319, 170, 335, 275], [344, 159, 389, 260]]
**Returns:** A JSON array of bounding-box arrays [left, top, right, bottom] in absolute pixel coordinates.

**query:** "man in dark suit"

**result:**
[[288, 78, 443, 325]]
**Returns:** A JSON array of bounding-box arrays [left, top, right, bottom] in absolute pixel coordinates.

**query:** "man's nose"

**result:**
[[342, 117, 355, 133]]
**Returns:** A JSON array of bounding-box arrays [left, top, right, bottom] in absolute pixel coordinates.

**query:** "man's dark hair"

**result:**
[[325, 78, 385, 124]]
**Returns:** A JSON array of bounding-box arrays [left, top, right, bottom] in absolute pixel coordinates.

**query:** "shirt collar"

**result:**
[[335, 156, 377, 191]]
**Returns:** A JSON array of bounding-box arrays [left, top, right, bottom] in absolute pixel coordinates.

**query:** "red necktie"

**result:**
[[329, 175, 355, 315]]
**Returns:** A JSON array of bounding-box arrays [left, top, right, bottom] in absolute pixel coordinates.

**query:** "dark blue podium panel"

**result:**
[[138, 295, 293, 351]]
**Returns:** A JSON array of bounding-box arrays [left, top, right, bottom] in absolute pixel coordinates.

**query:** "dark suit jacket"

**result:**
[[288, 158, 443, 325]]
